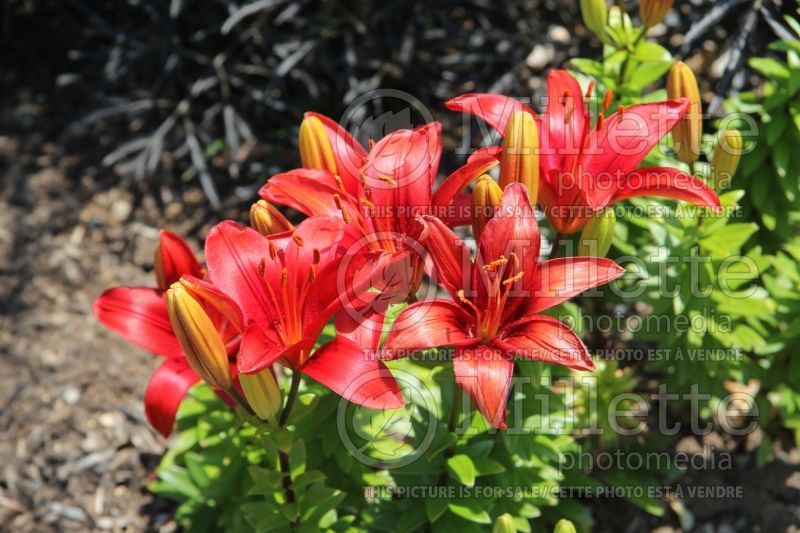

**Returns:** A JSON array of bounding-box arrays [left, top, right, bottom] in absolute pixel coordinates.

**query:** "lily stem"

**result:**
[[278, 371, 302, 515], [549, 231, 564, 260], [617, 28, 647, 88], [227, 387, 256, 418], [437, 382, 463, 486]]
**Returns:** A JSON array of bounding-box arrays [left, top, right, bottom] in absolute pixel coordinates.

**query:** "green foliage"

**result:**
[[724, 24, 800, 248]]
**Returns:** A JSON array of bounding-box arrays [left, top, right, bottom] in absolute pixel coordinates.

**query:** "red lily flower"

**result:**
[[446, 70, 721, 233], [382, 184, 624, 428], [260, 119, 497, 300], [93, 230, 240, 437], [204, 215, 403, 409]]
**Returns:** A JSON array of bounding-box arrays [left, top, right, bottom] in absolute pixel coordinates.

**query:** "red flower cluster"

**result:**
[[94, 70, 720, 435]]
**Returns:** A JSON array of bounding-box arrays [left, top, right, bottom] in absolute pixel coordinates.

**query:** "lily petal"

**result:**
[[453, 344, 514, 429], [609, 167, 721, 208], [584, 99, 689, 179], [144, 358, 200, 437], [418, 215, 471, 300], [93, 287, 183, 358], [541, 70, 588, 173], [477, 183, 540, 306], [259, 168, 353, 218], [383, 300, 475, 359], [497, 315, 595, 371], [303, 336, 404, 409], [238, 323, 312, 373], [305, 112, 366, 195], [361, 123, 441, 236], [154, 230, 204, 291], [432, 156, 498, 210], [205, 221, 276, 327], [527, 257, 625, 314], [445, 94, 536, 136]]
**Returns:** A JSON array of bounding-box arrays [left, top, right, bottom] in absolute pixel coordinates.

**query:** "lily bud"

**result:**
[[472, 174, 503, 241], [492, 514, 516, 533], [166, 283, 232, 390], [154, 230, 204, 291], [580, 0, 608, 40], [639, 0, 674, 27], [240, 368, 282, 420], [667, 61, 702, 165], [500, 111, 539, 205], [250, 200, 293, 236], [711, 129, 742, 191], [299, 115, 337, 174], [578, 207, 616, 257], [553, 519, 577, 533]]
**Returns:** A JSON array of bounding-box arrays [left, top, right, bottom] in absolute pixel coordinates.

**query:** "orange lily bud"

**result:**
[[472, 174, 503, 242], [500, 111, 539, 205], [580, 0, 608, 40], [711, 129, 742, 191], [578, 207, 616, 257], [240, 367, 282, 420], [249, 200, 293, 236], [166, 282, 232, 390], [639, 0, 674, 27], [299, 115, 337, 174], [667, 61, 702, 165]]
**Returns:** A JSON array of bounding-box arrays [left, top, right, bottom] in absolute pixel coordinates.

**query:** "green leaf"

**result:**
[[293, 470, 326, 489], [699, 223, 758, 256], [448, 500, 492, 524], [473, 457, 506, 476], [447, 454, 477, 487], [290, 439, 307, 479], [749, 57, 790, 79], [150, 465, 204, 501], [426, 497, 449, 523]]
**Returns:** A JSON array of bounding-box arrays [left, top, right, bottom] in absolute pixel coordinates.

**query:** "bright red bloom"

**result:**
[[383, 184, 624, 428], [260, 119, 497, 300], [446, 70, 721, 233], [204, 215, 403, 409], [94, 230, 240, 437]]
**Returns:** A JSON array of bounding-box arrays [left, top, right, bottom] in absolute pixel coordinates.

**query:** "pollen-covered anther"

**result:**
[[268, 241, 277, 261], [292, 233, 305, 247], [258, 258, 266, 276], [603, 89, 613, 112], [483, 256, 508, 272], [333, 193, 351, 224], [585, 80, 595, 99], [596, 113, 605, 130], [376, 174, 397, 187], [312, 248, 321, 265], [333, 174, 346, 193], [502, 271, 525, 286]]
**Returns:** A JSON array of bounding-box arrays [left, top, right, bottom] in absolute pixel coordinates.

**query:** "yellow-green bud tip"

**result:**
[[166, 283, 232, 390], [711, 129, 742, 192], [299, 115, 337, 174], [500, 111, 539, 205], [472, 174, 503, 242], [578, 207, 616, 257], [492, 513, 516, 533], [553, 519, 577, 533], [250, 199, 293, 236], [667, 61, 702, 165], [240, 368, 282, 420], [580, 0, 608, 40]]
